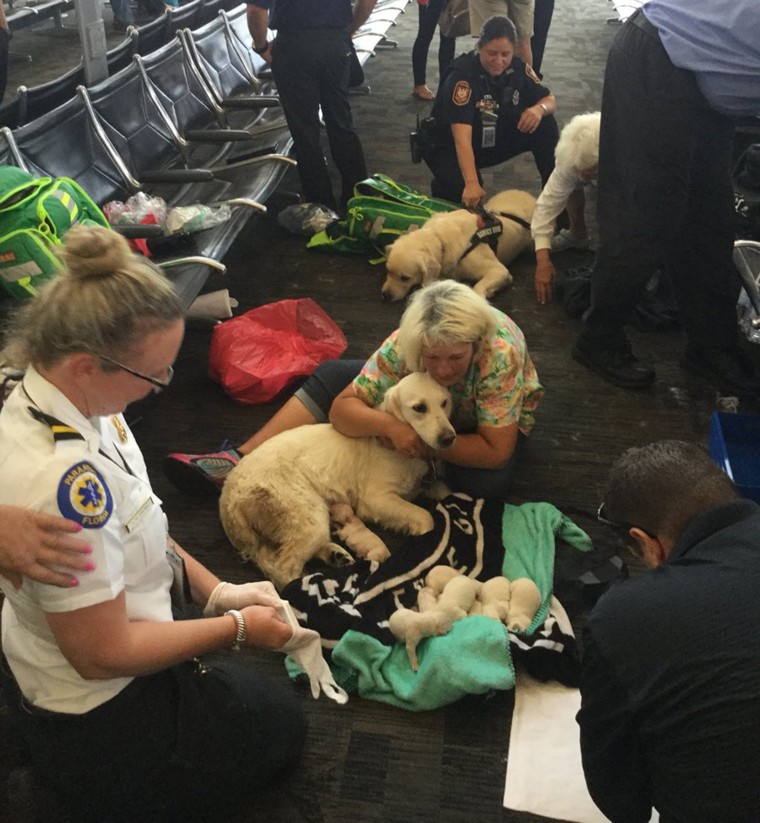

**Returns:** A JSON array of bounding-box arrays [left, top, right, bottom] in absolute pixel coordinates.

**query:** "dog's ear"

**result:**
[[381, 382, 404, 419], [420, 233, 444, 282], [421, 249, 442, 283]]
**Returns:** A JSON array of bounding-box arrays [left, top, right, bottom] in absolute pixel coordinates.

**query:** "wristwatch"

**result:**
[[538, 103, 548, 114], [252, 41, 270, 55]]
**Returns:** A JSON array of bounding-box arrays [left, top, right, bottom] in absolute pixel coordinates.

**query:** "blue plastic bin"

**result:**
[[709, 411, 760, 503]]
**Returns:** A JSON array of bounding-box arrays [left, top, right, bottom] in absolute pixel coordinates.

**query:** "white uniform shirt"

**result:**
[[0, 366, 174, 714], [530, 164, 587, 251]]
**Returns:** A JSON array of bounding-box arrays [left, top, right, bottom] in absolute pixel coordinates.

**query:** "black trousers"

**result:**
[[425, 115, 559, 203], [531, 0, 555, 76], [411, 0, 456, 87], [0, 654, 306, 822], [272, 28, 368, 209], [580, 9, 739, 353], [0, 28, 10, 104]]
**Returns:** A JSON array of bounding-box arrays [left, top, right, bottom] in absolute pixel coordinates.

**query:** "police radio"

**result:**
[[409, 115, 422, 164]]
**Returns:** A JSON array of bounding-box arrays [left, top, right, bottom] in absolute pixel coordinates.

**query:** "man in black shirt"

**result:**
[[579, 440, 760, 822]]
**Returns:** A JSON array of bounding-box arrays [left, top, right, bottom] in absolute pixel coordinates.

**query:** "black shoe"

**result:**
[[572, 339, 656, 389], [680, 347, 760, 396], [112, 18, 131, 32]]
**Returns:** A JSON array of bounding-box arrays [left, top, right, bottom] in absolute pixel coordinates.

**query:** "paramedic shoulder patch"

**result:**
[[452, 80, 471, 106], [57, 462, 113, 528], [525, 64, 541, 84]]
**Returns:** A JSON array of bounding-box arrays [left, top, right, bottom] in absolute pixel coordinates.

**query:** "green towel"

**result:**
[[501, 502, 593, 633], [330, 616, 514, 711]]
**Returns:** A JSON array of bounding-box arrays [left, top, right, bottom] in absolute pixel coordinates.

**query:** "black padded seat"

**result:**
[[10, 94, 129, 206], [134, 36, 259, 168], [17, 63, 85, 126], [132, 10, 172, 57], [168, 0, 202, 36], [198, 0, 224, 26], [82, 62, 227, 207], [222, 5, 270, 80], [106, 30, 138, 76], [0, 97, 22, 130], [179, 24, 281, 133]]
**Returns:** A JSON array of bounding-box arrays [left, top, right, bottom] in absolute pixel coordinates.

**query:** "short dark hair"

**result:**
[[477, 15, 517, 49], [604, 440, 738, 543]]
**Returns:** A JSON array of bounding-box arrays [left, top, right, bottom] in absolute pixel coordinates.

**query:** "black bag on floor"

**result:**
[[734, 144, 760, 241], [555, 264, 679, 331], [554, 264, 592, 319]]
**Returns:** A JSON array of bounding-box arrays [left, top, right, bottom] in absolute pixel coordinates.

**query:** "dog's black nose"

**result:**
[[380, 290, 391, 302], [438, 433, 456, 450]]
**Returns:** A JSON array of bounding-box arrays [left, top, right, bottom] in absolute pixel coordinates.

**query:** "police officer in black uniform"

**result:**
[[247, 0, 377, 210], [422, 15, 559, 207]]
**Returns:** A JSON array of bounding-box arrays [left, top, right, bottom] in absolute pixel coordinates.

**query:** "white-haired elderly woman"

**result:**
[[531, 111, 601, 304], [166, 281, 543, 500], [0, 225, 306, 822]]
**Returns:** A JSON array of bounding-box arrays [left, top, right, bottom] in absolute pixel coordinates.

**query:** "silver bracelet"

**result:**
[[225, 609, 246, 651]]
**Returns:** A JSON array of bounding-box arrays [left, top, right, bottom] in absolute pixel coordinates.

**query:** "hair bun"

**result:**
[[58, 225, 133, 279]]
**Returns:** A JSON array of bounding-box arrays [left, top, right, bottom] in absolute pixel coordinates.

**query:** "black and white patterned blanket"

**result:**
[[282, 494, 581, 687]]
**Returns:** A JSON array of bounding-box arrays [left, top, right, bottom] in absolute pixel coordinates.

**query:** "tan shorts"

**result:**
[[468, 0, 535, 41]]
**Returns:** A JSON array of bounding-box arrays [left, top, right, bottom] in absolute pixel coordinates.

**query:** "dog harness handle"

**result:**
[[457, 205, 531, 263]]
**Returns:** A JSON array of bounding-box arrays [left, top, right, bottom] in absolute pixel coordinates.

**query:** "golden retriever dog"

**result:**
[[381, 189, 536, 301], [219, 372, 456, 589]]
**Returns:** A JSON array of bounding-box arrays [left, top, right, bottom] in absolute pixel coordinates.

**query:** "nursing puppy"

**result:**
[[219, 372, 456, 590], [381, 189, 536, 301]]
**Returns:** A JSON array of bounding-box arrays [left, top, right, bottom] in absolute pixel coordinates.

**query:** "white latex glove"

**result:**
[[276, 601, 349, 705], [203, 580, 282, 617]]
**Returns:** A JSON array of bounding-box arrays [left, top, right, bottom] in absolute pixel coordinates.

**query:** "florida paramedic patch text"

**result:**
[[57, 462, 113, 528]]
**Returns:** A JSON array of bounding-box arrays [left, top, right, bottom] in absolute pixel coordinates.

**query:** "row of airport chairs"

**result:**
[[7, 0, 74, 33], [0, 0, 412, 307], [0, 0, 242, 130], [0, 6, 294, 306]]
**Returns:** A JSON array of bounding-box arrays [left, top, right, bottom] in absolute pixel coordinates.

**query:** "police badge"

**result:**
[[453, 80, 471, 106], [525, 64, 541, 84]]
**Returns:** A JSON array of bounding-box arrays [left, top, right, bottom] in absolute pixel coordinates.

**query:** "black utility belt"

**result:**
[[275, 26, 349, 37]]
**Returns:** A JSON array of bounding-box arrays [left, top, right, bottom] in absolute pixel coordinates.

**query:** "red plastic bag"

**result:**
[[208, 298, 348, 404]]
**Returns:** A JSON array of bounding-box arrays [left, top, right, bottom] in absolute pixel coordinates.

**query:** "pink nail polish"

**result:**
[[69, 578, 80, 587], [84, 562, 96, 572]]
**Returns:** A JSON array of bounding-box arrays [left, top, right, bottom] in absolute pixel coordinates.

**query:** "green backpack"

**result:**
[[307, 174, 459, 257], [0, 166, 109, 300]]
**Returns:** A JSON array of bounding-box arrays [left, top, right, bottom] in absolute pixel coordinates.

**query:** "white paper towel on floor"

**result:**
[[504, 598, 658, 822]]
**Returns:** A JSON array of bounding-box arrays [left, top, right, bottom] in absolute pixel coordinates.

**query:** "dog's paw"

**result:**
[[327, 543, 355, 568], [426, 479, 451, 502], [406, 508, 435, 535]]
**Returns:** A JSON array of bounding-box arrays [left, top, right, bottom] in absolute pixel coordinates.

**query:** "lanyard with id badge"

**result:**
[[480, 94, 498, 148]]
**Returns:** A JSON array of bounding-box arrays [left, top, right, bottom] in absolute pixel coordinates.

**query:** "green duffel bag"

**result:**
[[351, 172, 457, 215], [307, 173, 458, 256], [0, 166, 108, 299]]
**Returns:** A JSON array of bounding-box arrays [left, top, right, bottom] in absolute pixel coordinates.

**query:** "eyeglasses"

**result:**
[[597, 502, 655, 539], [596, 502, 626, 529], [97, 354, 174, 391]]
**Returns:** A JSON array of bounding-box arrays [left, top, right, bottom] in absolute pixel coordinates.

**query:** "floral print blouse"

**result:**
[[353, 308, 543, 434]]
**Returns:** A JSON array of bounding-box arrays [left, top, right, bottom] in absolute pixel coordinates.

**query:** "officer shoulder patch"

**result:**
[[452, 80, 471, 106], [57, 462, 113, 529], [525, 64, 541, 84]]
